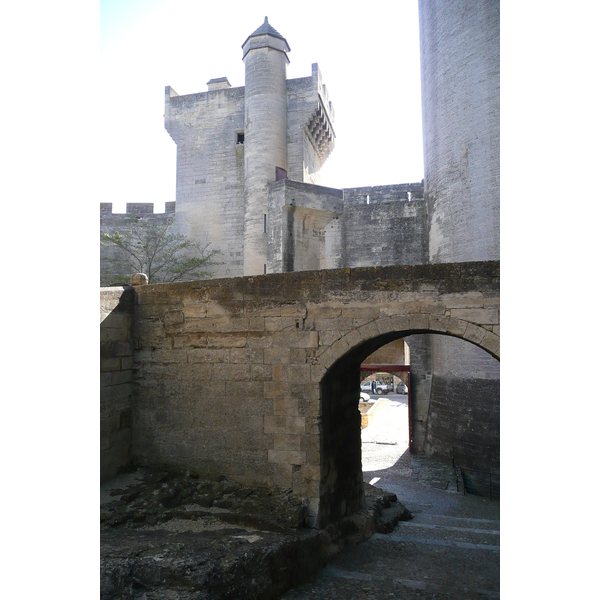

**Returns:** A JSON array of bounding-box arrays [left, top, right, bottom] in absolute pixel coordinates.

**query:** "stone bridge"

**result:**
[[101, 260, 499, 528]]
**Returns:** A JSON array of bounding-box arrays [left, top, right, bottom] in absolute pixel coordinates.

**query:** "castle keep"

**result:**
[[101, 17, 428, 283]]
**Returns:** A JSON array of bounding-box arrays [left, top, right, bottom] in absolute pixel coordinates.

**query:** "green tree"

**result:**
[[101, 216, 221, 285]]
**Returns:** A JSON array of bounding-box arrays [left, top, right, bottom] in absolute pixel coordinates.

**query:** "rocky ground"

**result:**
[[100, 468, 411, 599]]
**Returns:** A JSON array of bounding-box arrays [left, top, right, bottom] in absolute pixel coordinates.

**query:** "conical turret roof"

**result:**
[[242, 17, 290, 52]]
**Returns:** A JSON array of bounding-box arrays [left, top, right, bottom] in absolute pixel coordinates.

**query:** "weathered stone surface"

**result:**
[[100, 467, 412, 600], [268, 450, 306, 465], [102, 261, 499, 527], [100, 5, 500, 547], [130, 273, 148, 286], [264, 416, 306, 435], [450, 307, 499, 325], [273, 398, 299, 417], [101, 287, 135, 483]]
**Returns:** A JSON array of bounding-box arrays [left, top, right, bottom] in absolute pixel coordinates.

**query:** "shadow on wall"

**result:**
[[100, 286, 135, 483], [406, 333, 500, 474], [363, 446, 500, 501]]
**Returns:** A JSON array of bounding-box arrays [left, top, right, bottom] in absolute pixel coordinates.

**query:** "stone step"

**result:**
[[378, 533, 500, 552], [402, 521, 500, 536], [374, 510, 501, 548], [316, 567, 500, 599], [412, 512, 500, 531]]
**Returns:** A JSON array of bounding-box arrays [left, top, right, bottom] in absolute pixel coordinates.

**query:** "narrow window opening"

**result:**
[[407, 191, 412, 201], [236, 132, 244, 144], [263, 264, 267, 274], [366, 194, 370, 205], [264, 214, 267, 233]]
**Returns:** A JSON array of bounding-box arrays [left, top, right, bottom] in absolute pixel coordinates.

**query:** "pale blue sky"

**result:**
[[99, 0, 424, 212]]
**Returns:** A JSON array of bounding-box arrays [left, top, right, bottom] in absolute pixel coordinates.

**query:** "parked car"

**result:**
[[373, 380, 393, 395], [359, 391, 370, 402], [396, 382, 408, 394], [360, 381, 373, 393]]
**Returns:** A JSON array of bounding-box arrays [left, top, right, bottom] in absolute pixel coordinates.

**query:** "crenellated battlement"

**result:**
[[343, 181, 424, 206], [100, 202, 176, 219], [100, 201, 178, 287]]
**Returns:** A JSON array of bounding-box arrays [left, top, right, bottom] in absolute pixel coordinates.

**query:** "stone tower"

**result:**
[[242, 18, 291, 276], [415, 0, 500, 471], [420, 1, 500, 261]]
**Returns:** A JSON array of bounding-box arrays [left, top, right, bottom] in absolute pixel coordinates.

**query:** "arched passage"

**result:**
[[316, 324, 499, 528]]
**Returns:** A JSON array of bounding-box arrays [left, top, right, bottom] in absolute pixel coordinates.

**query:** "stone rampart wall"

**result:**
[[100, 286, 135, 482], [124, 261, 499, 527], [342, 182, 424, 206], [100, 202, 176, 218], [427, 372, 499, 472], [337, 198, 428, 269]]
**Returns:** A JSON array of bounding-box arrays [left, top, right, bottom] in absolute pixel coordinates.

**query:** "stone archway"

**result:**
[[315, 324, 499, 528], [317, 314, 499, 376]]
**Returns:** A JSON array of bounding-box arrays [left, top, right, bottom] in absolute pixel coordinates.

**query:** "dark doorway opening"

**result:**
[[318, 331, 499, 528]]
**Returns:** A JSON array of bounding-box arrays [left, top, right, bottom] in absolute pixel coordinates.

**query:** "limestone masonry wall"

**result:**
[[420, 1, 499, 264], [266, 179, 343, 273], [342, 182, 424, 206], [99, 27, 424, 286], [165, 84, 246, 279], [126, 261, 499, 526], [100, 286, 135, 482], [340, 183, 428, 267]]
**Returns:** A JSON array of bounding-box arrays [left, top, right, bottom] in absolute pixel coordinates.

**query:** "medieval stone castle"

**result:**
[[101, 2, 500, 489], [101, 17, 429, 281]]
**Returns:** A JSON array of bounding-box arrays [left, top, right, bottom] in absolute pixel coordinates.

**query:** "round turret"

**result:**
[[242, 17, 290, 276], [416, 0, 500, 471]]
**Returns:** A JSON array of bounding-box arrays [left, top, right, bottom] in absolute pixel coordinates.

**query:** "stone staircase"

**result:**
[[372, 510, 500, 598], [282, 506, 500, 599], [379, 511, 500, 553], [282, 450, 500, 600]]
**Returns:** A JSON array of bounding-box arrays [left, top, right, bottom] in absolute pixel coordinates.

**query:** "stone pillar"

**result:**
[[242, 18, 290, 276]]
